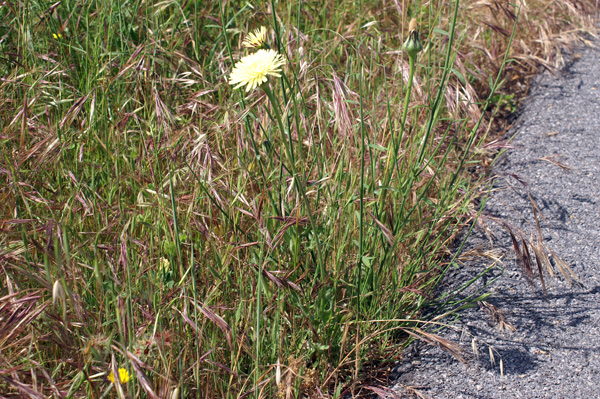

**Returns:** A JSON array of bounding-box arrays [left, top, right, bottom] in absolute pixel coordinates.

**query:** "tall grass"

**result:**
[[0, 0, 597, 397]]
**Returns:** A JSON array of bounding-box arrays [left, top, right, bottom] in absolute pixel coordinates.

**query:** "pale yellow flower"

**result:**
[[229, 49, 285, 92], [108, 368, 130, 384], [159, 257, 171, 272], [242, 26, 267, 48]]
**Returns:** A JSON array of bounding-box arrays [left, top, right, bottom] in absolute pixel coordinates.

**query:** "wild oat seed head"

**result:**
[[229, 49, 285, 92], [108, 368, 131, 384], [242, 26, 268, 48], [52, 280, 65, 305], [276, 357, 281, 386]]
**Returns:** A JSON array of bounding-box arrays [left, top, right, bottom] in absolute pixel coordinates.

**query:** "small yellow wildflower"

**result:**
[[159, 257, 171, 272], [108, 368, 130, 384], [229, 49, 285, 92], [52, 33, 63, 39], [242, 26, 268, 48]]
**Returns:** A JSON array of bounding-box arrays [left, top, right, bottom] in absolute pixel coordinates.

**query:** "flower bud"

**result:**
[[403, 19, 423, 57]]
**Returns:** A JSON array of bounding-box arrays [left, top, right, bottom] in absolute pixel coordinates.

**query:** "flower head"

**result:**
[[242, 26, 268, 48], [108, 368, 130, 384], [229, 49, 285, 92], [53, 33, 63, 39], [159, 257, 171, 272]]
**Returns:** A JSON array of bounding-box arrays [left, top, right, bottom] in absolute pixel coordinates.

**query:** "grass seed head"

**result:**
[[52, 280, 65, 306], [276, 357, 281, 386]]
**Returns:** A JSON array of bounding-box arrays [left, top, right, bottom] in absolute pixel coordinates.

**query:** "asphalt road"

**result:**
[[391, 39, 600, 398]]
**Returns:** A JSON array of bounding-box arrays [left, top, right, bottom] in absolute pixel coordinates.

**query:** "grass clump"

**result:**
[[0, 0, 597, 397]]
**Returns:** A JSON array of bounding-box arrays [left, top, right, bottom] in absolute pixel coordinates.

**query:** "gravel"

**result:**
[[390, 39, 600, 398]]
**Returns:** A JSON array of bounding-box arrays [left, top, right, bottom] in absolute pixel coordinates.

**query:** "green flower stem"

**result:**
[[261, 82, 325, 280], [378, 53, 416, 213]]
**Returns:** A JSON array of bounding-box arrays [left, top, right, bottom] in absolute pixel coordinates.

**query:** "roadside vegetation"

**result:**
[[0, 0, 597, 397]]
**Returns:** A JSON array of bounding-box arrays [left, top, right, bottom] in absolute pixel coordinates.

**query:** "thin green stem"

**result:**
[[357, 67, 366, 308], [378, 54, 416, 213], [262, 82, 325, 280]]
